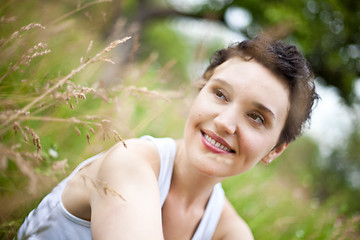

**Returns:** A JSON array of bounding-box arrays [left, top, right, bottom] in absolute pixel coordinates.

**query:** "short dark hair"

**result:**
[[202, 37, 319, 144]]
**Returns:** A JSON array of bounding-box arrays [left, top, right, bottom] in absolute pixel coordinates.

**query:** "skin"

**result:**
[[62, 57, 290, 239]]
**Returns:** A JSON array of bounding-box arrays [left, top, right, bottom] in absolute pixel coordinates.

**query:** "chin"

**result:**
[[190, 153, 235, 178]]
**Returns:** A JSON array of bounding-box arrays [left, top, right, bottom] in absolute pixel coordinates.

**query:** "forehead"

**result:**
[[210, 57, 289, 93], [212, 57, 283, 82]]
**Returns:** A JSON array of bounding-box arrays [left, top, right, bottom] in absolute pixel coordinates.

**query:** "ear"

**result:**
[[261, 143, 288, 165]]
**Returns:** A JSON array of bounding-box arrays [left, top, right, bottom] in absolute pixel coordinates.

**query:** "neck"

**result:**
[[171, 139, 223, 207]]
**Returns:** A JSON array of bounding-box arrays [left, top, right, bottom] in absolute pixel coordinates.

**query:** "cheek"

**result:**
[[187, 98, 208, 123], [239, 132, 274, 160], [184, 108, 201, 138]]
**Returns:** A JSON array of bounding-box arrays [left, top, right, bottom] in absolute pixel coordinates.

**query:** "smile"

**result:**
[[201, 131, 234, 153]]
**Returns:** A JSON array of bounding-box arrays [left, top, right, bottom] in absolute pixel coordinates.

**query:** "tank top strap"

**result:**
[[192, 183, 225, 240], [140, 135, 177, 206], [140, 135, 225, 240]]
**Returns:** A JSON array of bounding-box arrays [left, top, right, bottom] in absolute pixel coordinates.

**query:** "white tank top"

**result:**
[[17, 136, 225, 240]]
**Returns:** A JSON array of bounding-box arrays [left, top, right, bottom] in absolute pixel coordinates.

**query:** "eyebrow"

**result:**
[[253, 102, 276, 119], [211, 78, 233, 90]]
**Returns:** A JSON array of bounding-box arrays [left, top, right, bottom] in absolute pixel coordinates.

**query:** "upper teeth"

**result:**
[[204, 133, 232, 152]]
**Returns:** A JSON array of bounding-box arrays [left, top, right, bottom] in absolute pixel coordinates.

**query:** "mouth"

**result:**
[[201, 130, 235, 154]]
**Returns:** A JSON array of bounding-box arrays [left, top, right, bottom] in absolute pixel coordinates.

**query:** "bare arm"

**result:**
[[213, 198, 254, 240], [90, 139, 164, 240]]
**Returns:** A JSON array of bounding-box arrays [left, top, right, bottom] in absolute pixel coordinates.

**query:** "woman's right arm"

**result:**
[[90, 140, 164, 240]]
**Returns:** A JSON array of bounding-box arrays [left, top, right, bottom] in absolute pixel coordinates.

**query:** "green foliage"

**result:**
[[141, 20, 191, 86], [311, 122, 360, 215], [137, 0, 360, 104]]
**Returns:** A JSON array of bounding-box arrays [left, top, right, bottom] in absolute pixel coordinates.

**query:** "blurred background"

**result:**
[[0, 0, 359, 239]]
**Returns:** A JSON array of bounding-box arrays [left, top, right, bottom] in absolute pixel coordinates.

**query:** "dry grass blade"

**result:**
[[0, 143, 39, 195], [86, 132, 91, 144], [13, 121, 28, 142], [17, 116, 93, 125], [0, 154, 8, 170], [81, 174, 126, 201], [74, 126, 81, 136], [51, 159, 68, 175], [0, 36, 131, 135], [0, 23, 45, 49], [87, 126, 96, 134], [23, 126, 41, 153], [112, 129, 127, 147], [0, 41, 50, 83], [126, 85, 170, 102], [46, 0, 113, 26], [111, 85, 171, 102], [0, 16, 16, 23], [86, 40, 93, 54]]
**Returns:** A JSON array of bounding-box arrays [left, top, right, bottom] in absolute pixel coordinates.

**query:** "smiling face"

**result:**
[[183, 57, 290, 177]]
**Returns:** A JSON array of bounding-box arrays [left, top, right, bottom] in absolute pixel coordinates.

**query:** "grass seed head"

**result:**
[[86, 132, 90, 144], [74, 126, 81, 136]]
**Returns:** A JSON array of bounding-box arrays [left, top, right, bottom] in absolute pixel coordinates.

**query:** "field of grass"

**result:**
[[0, 1, 359, 239]]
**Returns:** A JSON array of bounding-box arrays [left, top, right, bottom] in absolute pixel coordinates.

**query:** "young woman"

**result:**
[[17, 37, 318, 240]]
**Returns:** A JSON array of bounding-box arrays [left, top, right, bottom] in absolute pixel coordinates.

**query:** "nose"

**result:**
[[213, 107, 237, 135]]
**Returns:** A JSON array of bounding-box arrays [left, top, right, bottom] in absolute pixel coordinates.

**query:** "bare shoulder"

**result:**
[[213, 198, 254, 240], [92, 136, 162, 203], [90, 137, 165, 239], [98, 137, 161, 178], [88, 137, 162, 206], [62, 138, 160, 220]]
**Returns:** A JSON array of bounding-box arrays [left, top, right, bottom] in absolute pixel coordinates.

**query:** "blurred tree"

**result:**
[[279, 124, 360, 214], [313, 118, 360, 214], [105, 0, 360, 104]]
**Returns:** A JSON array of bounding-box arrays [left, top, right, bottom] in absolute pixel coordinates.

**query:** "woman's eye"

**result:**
[[214, 89, 227, 101], [248, 113, 265, 125]]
